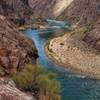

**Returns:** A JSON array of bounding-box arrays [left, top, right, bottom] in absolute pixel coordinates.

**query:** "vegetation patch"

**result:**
[[70, 26, 88, 38], [12, 64, 61, 100]]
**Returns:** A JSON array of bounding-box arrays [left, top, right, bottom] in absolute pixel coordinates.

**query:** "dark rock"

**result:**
[[0, 0, 33, 26]]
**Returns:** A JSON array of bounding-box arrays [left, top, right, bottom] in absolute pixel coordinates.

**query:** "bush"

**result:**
[[11, 64, 61, 100], [70, 26, 88, 38]]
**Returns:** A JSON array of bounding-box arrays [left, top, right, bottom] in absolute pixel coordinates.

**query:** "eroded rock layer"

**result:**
[[0, 15, 38, 76], [0, 78, 33, 100]]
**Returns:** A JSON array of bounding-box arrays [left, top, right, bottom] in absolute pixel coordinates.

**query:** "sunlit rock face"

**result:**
[[0, 78, 34, 100], [28, 0, 100, 27], [0, 0, 99, 25], [28, 0, 73, 18], [58, 0, 100, 25], [53, 0, 73, 17]]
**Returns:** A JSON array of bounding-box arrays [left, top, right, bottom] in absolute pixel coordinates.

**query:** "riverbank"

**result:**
[[44, 29, 100, 80]]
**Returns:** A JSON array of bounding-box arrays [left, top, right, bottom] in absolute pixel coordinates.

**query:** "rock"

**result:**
[[0, 78, 34, 100], [57, 0, 100, 50], [0, 15, 38, 76], [58, 0, 100, 25]]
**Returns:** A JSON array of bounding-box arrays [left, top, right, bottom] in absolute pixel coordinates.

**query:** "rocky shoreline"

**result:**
[[44, 34, 100, 80]]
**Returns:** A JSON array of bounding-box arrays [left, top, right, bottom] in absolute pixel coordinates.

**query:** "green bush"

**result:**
[[11, 64, 61, 100]]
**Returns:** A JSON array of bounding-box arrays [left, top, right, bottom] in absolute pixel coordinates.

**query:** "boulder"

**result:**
[[0, 78, 34, 100]]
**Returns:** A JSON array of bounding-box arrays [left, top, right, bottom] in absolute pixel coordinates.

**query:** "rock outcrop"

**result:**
[[0, 0, 77, 24], [0, 0, 99, 25], [0, 78, 34, 100], [0, 0, 33, 25], [0, 15, 38, 76]]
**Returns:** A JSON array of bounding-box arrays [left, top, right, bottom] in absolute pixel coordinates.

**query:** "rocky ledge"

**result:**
[[0, 78, 34, 100], [0, 15, 38, 76]]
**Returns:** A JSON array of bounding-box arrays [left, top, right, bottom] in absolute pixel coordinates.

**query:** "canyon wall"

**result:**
[[0, 15, 38, 76]]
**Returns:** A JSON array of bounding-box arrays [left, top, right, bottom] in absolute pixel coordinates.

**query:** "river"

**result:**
[[24, 22, 100, 100]]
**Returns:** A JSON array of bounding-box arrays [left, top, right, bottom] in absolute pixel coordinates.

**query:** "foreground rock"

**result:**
[[0, 78, 33, 100], [0, 15, 38, 76]]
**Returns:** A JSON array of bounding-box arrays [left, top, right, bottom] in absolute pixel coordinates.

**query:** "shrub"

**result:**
[[11, 64, 61, 100], [70, 26, 88, 39]]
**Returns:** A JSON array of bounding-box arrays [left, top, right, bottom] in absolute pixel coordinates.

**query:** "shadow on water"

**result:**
[[24, 22, 100, 100]]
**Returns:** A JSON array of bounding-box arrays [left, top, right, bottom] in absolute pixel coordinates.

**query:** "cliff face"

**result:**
[[28, 0, 74, 19], [0, 15, 38, 76], [58, 0, 100, 25], [57, 0, 100, 50], [0, 0, 74, 22], [28, 0, 100, 50], [0, 0, 33, 25]]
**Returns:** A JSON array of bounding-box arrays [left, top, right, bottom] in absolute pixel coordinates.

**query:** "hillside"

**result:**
[[0, 0, 33, 26], [44, 0, 100, 79], [0, 15, 38, 76], [28, 0, 74, 18]]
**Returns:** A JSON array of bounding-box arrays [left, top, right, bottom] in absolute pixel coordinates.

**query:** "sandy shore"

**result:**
[[44, 35, 100, 80]]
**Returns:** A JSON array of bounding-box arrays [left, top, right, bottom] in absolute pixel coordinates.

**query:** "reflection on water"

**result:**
[[25, 28, 100, 100]]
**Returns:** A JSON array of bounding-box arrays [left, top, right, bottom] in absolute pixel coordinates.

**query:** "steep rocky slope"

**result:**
[[28, 0, 100, 26], [0, 0, 77, 24], [58, 0, 100, 25], [28, 0, 74, 19], [0, 15, 38, 76], [58, 0, 100, 50], [44, 0, 100, 79], [28, 0, 57, 19], [0, 0, 33, 25], [0, 0, 99, 26], [0, 14, 37, 100]]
